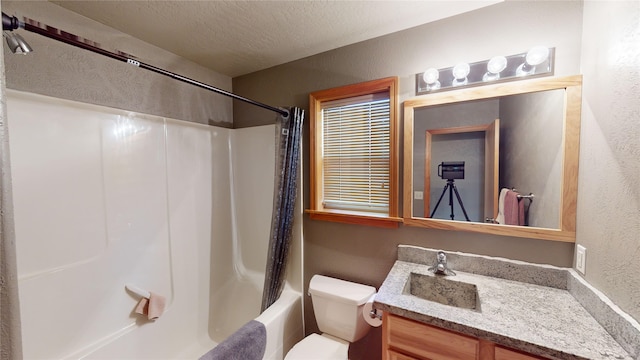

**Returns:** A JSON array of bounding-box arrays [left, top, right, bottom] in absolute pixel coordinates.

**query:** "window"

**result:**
[[308, 77, 401, 228]]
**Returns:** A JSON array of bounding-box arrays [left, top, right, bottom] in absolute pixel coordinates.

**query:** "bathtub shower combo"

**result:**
[[4, 11, 305, 359], [7, 91, 304, 359]]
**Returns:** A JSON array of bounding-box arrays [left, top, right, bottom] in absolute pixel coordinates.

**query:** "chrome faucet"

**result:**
[[428, 251, 456, 276]]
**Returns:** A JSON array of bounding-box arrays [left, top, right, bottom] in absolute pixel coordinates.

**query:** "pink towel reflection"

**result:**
[[503, 189, 520, 225]]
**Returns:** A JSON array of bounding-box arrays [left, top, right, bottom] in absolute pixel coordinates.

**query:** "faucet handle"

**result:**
[[428, 251, 456, 276]]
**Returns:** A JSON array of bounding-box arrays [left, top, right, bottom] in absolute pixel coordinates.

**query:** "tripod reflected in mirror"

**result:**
[[430, 161, 470, 221]]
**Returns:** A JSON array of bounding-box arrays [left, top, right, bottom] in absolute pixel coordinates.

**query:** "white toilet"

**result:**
[[285, 275, 377, 360]]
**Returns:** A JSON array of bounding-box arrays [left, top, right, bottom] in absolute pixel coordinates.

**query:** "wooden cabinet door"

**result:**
[[383, 313, 548, 360], [385, 314, 479, 360], [495, 346, 545, 360], [387, 349, 424, 360]]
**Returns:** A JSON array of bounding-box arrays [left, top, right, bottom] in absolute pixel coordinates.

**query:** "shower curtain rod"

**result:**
[[2, 13, 289, 118]]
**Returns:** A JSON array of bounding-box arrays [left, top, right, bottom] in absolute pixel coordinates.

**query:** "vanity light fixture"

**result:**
[[416, 47, 554, 95]]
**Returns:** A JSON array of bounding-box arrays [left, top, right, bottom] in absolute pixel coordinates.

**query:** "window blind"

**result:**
[[321, 92, 390, 213]]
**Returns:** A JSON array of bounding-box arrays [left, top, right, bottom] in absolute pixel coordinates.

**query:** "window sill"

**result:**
[[305, 209, 403, 228]]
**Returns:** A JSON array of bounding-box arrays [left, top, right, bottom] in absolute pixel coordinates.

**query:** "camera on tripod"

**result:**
[[438, 161, 465, 180], [431, 161, 470, 221]]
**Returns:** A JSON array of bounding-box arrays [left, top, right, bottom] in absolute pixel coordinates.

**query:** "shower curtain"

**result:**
[[261, 107, 304, 312]]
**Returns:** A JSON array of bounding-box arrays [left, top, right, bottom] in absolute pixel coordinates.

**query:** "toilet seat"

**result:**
[[285, 333, 349, 360]]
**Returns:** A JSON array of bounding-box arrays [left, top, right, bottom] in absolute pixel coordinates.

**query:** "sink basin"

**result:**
[[404, 272, 479, 310]]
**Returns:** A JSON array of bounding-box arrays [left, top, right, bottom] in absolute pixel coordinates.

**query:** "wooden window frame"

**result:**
[[307, 77, 401, 228]]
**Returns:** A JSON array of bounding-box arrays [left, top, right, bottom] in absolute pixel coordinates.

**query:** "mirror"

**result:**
[[403, 75, 582, 242]]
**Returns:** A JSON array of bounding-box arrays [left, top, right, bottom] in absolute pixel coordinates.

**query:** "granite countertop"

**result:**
[[374, 246, 637, 360]]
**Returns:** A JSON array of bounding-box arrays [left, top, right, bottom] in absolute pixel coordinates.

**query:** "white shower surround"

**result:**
[[7, 91, 303, 359]]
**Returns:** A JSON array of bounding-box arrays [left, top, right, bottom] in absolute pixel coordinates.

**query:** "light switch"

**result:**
[[414, 191, 423, 200]]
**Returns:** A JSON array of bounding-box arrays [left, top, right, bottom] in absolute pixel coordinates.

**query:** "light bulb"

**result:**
[[517, 46, 550, 76], [422, 68, 439, 84], [452, 63, 470, 86], [525, 46, 550, 66], [452, 63, 470, 79], [483, 56, 507, 81], [487, 56, 507, 74], [422, 68, 440, 90]]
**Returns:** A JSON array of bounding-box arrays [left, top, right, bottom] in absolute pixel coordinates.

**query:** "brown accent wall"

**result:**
[[233, 2, 584, 359], [2, 1, 232, 127]]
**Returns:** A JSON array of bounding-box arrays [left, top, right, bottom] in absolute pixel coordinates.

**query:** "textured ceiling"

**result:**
[[52, 1, 501, 77]]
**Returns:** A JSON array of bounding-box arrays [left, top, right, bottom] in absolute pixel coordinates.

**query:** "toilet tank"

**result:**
[[309, 275, 376, 342]]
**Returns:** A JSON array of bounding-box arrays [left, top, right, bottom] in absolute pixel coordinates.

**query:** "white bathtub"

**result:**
[[166, 286, 302, 360], [178, 289, 303, 360], [175, 272, 302, 360], [7, 91, 303, 359]]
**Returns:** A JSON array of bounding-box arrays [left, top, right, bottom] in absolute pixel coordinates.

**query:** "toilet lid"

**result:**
[[285, 333, 348, 360]]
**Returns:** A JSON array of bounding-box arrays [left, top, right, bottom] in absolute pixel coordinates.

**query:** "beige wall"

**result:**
[[577, 1, 640, 323], [233, 2, 584, 359], [2, 1, 233, 127]]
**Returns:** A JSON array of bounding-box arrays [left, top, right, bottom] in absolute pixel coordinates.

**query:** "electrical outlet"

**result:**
[[414, 191, 423, 200], [576, 245, 586, 274]]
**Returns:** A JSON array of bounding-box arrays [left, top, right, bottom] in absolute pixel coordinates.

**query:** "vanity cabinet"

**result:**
[[494, 347, 542, 360], [383, 313, 546, 360]]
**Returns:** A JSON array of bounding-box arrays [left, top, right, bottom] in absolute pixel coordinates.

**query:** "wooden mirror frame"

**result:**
[[403, 75, 582, 242]]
